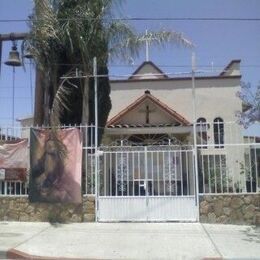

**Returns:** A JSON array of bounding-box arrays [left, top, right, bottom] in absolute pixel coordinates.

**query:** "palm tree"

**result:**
[[27, 0, 193, 141]]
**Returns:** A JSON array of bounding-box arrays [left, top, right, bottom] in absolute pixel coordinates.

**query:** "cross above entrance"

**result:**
[[139, 104, 156, 124]]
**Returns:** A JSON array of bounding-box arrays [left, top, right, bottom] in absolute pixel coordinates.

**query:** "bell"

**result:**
[[5, 45, 22, 66]]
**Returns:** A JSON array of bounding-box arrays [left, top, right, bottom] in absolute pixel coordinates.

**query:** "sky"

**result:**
[[0, 0, 260, 134]]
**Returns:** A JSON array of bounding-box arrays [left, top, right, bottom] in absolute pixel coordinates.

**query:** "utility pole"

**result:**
[[93, 57, 99, 222], [191, 52, 200, 221]]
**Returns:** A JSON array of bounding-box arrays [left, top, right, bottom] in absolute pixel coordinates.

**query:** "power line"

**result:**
[[0, 67, 249, 82], [0, 97, 31, 99], [1, 61, 260, 68], [60, 69, 233, 80], [0, 69, 236, 94], [0, 17, 260, 23], [111, 64, 260, 68]]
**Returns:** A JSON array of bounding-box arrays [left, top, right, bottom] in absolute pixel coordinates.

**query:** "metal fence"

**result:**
[[97, 145, 195, 197], [0, 125, 95, 196], [197, 145, 259, 194], [0, 122, 259, 196], [0, 181, 28, 196], [196, 121, 259, 194]]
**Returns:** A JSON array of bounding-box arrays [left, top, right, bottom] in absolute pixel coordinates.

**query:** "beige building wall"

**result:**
[[109, 76, 242, 144], [109, 77, 242, 124]]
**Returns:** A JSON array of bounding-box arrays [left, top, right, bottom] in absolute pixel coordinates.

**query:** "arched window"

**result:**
[[197, 118, 208, 148], [214, 117, 224, 148]]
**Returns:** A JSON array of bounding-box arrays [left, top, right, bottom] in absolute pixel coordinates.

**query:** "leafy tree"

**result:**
[[236, 82, 260, 127], [26, 0, 193, 142]]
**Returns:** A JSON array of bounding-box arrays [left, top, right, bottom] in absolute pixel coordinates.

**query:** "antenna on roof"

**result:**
[[211, 61, 214, 72]]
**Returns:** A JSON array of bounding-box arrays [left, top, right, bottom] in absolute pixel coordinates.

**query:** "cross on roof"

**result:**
[[145, 29, 150, 62]]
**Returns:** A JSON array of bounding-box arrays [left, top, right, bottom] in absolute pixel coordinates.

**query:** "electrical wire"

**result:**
[[0, 17, 260, 22], [0, 97, 32, 99], [59, 68, 241, 79], [1, 62, 260, 68], [0, 65, 246, 90]]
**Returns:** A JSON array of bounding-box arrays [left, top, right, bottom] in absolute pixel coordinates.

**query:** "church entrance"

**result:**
[[97, 89, 197, 221], [96, 143, 199, 222]]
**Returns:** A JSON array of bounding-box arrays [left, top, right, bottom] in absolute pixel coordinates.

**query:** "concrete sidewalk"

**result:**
[[0, 222, 259, 259]]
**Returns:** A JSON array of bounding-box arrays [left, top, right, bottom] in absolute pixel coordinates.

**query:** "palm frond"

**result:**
[[30, 0, 194, 127], [51, 76, 79, 125], [107, 26, 194, 63], [138, 30, 194, 48], [106, 21, 140, 62]]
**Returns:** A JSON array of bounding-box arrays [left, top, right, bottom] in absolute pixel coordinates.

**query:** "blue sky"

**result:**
[[0, 0, 259, 132]]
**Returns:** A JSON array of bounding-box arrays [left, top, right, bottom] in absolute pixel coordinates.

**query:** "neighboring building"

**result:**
[[17, 116, 34, 139]]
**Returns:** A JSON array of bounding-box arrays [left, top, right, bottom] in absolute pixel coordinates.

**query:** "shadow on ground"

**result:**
[[0, 251, 7, 259], [241, 226, 260, 244]]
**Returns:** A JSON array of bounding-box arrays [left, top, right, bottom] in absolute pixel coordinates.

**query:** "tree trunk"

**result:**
[[81, 75, 90, 195], [33, 67, 44, 126], [81, 76, 89, 125], [43, 76, 50, 126]]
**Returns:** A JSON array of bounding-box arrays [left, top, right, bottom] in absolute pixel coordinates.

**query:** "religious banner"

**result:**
[[29, 128, 82, 204], [0, 139, 28, 181]]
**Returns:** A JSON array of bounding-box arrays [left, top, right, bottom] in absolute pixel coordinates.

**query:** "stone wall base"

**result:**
[[199, 194, 260, 225], [1, 194, 259, 225], [0, 195, 95, 223]]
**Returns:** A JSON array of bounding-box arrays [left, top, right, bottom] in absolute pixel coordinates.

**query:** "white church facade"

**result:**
[[100, 60, 247, 190]]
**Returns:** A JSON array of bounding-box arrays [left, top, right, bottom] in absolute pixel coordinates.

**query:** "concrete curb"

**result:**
[[7, 248, 224, 260], [7, 248, 89, 260]]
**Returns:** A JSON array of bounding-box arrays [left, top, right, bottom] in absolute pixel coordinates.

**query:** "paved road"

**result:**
[[0, 222, 260, 259]]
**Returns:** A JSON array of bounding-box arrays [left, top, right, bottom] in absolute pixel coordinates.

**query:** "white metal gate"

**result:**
[[97, 145, 199, 222]]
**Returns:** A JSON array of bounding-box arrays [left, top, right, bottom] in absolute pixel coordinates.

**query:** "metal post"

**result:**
[[29, 60, 33, 114], [94, 57, 98, 222], [84, 125, 88, 195], [144, 146, 148, 221], [191, 52, 200, 221], [12, 67, 15, 129], [0, 32, 29, 42]]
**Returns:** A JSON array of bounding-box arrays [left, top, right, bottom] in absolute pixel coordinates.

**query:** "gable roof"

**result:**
[[219, 59, 241, 76], [128, 61, 169, 79], [107, 90, 190, 126]]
